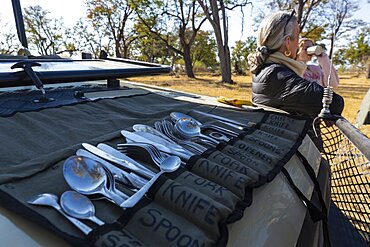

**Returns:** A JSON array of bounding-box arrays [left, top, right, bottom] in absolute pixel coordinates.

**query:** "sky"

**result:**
[[1, 0, 370, 48]]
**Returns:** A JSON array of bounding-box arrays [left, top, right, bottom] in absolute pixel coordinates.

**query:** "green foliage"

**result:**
[[191, 30, 218, 68], [0, 17, 20, 54], [333, 47, 348, 66], [24, 5, 65, 55], [128, 9, 179, 64], [333, 28, 370, 70], [66, 18, 113, 58], [130, 0, 207, 78], [257, 0, 326, 33], [231, 36, 256, 75], [0, 33, 19, 54], [300, 24, 326, 42], [86, 0, 137, 58], [131, 28, 176, 64]]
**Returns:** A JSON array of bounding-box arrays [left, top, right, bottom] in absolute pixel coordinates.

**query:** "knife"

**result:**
[[192, 110, 299, 139], [82, 143, 154, 179], [97, 143, 153, 184], [133, 124, 176, 144], [121, 130, 191, 160], [119, 170, 162, 208], [135, 131, 195, 156], [191, 110, 256, 130]]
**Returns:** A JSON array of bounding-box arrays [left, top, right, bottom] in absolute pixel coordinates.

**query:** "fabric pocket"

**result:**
[[201, 149, 261, 184], [118, 199, 222, 247], [217, 142, 277, 180], [185, 155, 251, 200], [148, 177, 232, 238], [89, 224, 148, 247], [166, 168, 240, 211], [239, 128, 295, 147]]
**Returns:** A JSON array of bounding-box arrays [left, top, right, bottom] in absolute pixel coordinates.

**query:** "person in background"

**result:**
[[297, 38, 339, 88], [247, 11, 344, 118]]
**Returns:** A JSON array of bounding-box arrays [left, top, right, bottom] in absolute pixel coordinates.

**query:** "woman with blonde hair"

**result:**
[[248, 11, 344, 118], [297, 38, 339, 88]]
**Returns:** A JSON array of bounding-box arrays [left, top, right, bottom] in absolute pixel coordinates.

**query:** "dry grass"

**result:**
[[126, 73, 370, 137], [335, 76, 370, 137]]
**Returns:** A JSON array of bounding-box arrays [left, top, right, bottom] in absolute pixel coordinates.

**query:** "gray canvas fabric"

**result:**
[[0, 91, 212, 183]]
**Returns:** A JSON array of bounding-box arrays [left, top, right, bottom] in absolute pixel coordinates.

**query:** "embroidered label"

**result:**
[[139, 208, 209, 247], [94, 229, 146, 247]]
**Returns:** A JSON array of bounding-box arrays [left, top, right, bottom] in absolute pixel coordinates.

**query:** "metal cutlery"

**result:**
[[82, 143, 155, 179], [60, 190, 104, 226], [132, 124, 175, 144], [174, 118, 219, 146], [96, 143, 154, 183], [118, 143, 170, 166], [171, 111, 239, 139], [63, 156, 127, 206], [76, 149, 131, 186], [120, 130, 192, 160], [191, 110, 253, 130], [27, 193, 92, 235], [156, 120, 207, 154], [117, 155, 181, 208], [134, 131, 195, 156]]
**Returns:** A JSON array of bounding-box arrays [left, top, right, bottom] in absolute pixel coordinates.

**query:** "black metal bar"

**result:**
[[11, 61, 43, 89], [335, 117, 370, 162], [11, 0, 28, 48], [105, 57, 168, 68], [0, 67, 171, 87]]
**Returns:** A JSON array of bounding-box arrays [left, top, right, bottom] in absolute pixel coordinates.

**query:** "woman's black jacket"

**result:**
[[252, 63, 344, 118]]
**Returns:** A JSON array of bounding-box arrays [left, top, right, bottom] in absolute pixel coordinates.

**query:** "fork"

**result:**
[[157, 120, 207, 154], [117, 143, 169, 166]]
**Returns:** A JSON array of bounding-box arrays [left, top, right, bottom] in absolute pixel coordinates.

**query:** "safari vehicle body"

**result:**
[[0, 58, 328, 247], [0, 1, 369, 247]]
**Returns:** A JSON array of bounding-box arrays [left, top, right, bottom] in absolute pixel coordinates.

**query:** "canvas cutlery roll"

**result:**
[[0, 95, 312, 247]]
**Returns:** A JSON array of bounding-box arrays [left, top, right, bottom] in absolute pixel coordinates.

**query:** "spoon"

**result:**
[[171, 112, 202, 125], [171, 112, 239, 138], [120, 155, 181, 208], [63, 156, 127, 207], [76, 148, 132, 186], [60, 191, 104, 226], [174, 118, 219, 145], [27, 193, 92, 235]]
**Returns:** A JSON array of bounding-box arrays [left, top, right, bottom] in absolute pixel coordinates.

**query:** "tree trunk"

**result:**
[[221, 0, 232, 83], [123, 45, 129, 59], [329, 34, 334, 59], [213, 23, 233, 83], [183, 44, 195, 78], [115, 40, 122, 58], [207, 0, 233, 84], [218, 45, 233, 83]]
